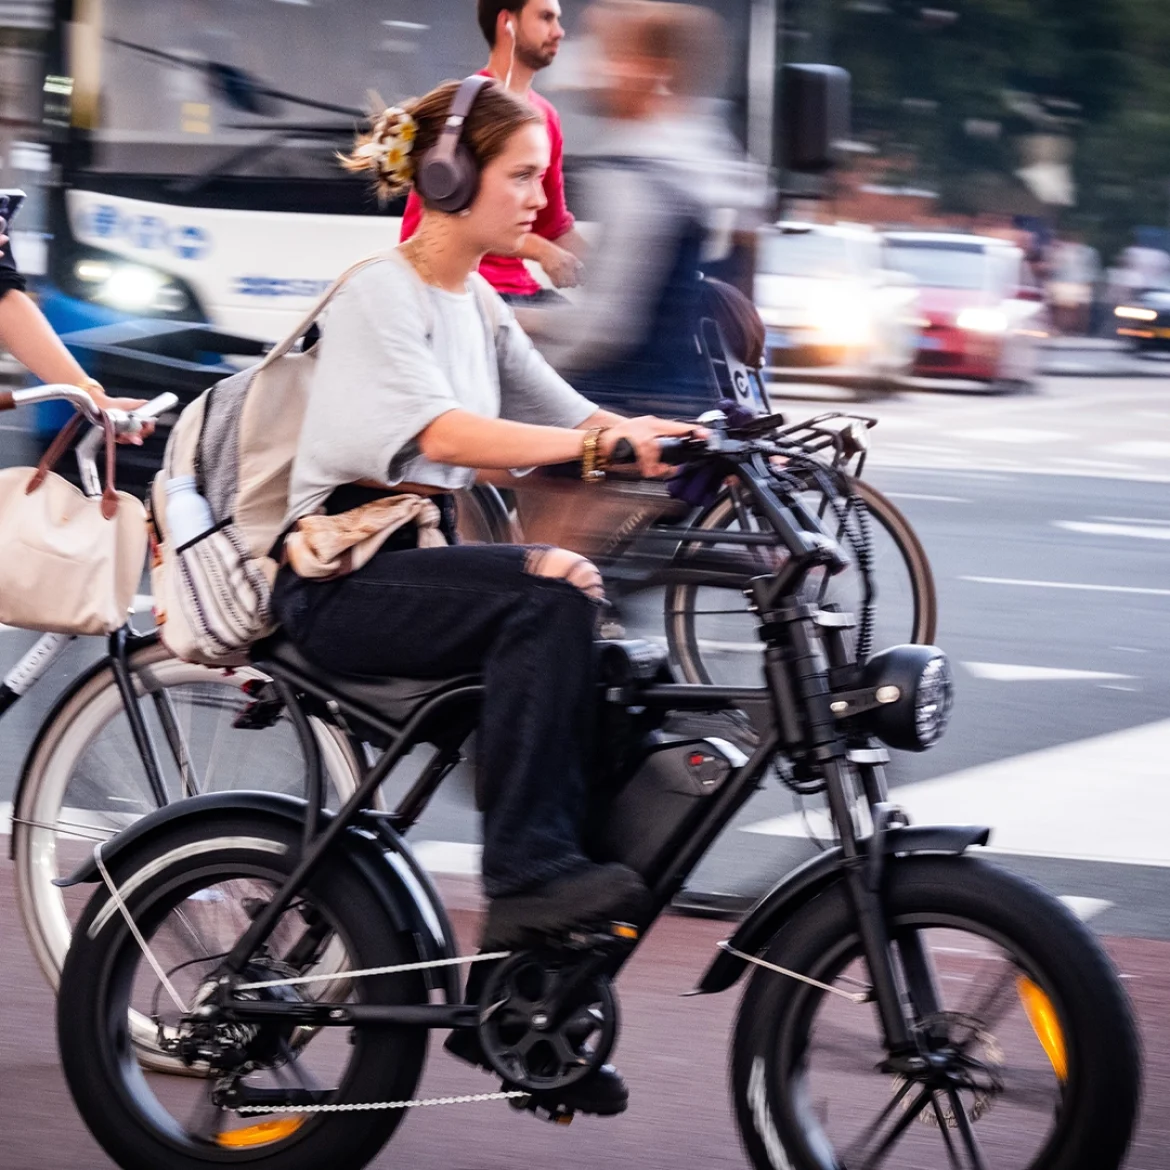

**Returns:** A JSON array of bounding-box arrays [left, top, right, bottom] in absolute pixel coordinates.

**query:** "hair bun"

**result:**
[[340, 104, 420, 200]]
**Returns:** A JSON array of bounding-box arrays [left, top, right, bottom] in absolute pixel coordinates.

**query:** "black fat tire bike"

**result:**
[[55, 419, 1136, 1170]]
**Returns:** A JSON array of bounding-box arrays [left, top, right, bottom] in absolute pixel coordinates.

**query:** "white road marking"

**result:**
[[1103, 440, 1170, 459], [883, 492, 970, 503], [960, 576, 1170, 597], [959, 428, 1072, 444], [963, 662, 1134, 682], [1059, 896, 1113, 922], [0, 801, 10, 836], [1092, 516, 1170, 526], [741, 718, 1170, 868], [1057, 520, 1170, 541], [411, 840, 483, 876]]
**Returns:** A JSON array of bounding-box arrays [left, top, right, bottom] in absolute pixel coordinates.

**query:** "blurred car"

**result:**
[[1112, 287, 1170, 352], [753, 222, 919, 394], [883, 232, 1048, 391]]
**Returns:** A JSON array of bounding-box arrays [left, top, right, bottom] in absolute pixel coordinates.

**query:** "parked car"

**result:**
[[753, 222, 919, 395], [883, 232, 1048, 391], [1112, 287, 1170, 353]]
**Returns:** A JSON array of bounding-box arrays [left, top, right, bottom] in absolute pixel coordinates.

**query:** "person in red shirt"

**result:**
[[399, 0, 587, 303]]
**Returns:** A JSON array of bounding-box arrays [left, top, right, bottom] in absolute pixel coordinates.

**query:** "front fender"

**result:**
[[693, 823, 990, 996], [59, 791, 461, 1002]]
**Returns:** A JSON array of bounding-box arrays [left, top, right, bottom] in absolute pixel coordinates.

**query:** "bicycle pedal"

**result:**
[[509, 1094, 574, 1125], [564, 921, 639, 950]]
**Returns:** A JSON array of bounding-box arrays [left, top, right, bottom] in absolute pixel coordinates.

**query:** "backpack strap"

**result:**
[[256, 248, 400, 372]]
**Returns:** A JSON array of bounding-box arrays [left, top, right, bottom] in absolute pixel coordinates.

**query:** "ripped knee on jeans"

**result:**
[[524, 546, 605, 601]]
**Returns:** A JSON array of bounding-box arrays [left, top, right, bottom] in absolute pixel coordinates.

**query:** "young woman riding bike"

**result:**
[[272, 74, 699, 1104]]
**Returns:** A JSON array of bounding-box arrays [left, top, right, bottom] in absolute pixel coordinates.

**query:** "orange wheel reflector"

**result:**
[[1017, 977, 1068, 1082], [216, 1118, 304, 1148]]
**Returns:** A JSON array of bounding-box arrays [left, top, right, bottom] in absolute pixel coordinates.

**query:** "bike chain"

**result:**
[[235, 1090, 530, 1115]]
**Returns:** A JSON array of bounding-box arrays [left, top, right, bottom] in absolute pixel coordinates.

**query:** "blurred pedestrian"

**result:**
[[1046, 233, 1099, 336], [398, 0, 588, 304], [518, 0, 764, 416], [0, 232, 146, 429]]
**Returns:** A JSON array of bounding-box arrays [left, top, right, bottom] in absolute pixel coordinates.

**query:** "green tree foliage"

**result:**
[[819, 0, 1168, 248]]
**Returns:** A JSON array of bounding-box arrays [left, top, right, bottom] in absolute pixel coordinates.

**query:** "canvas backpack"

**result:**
[[149, 250, 501, 666]]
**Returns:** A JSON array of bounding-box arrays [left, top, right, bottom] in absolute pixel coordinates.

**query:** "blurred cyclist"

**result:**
[[518, 0, 765, 418], [0, 231, 145, 429], [398, 0, 588, 304]]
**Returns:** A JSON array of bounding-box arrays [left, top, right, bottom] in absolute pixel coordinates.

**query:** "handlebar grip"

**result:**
[[132, 392, 180, 422], [0, 391, 13, 412], [608, 436, 698, 468], [610, 438, 637, 465]]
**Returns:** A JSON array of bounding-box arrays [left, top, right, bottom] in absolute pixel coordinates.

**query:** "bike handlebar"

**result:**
[[0, 384, 179, 436]]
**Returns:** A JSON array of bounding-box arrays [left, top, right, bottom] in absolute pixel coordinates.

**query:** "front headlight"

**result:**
[[74, 258, 190, 315], [857, 645, 954, 751], [1114, 305, 1157, 322], [808, 296, 871, 346], [956, 307, 1009, 334]]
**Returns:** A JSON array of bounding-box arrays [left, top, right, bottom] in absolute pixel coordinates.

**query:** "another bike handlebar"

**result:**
[[0, 384, 178, 435]]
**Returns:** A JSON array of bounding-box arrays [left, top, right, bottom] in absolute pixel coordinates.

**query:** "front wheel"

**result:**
[[731, 856, 1140, 1170], [58, 815, 429, 1170]]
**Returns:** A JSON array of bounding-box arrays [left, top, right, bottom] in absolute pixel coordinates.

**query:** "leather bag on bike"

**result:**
[[0, 412, 147, 635]]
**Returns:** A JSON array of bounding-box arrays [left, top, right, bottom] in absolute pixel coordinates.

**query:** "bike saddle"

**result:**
[[251, 633, 480, 744]]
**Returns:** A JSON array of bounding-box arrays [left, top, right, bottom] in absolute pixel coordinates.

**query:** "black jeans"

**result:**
[[272, 538, 599, 897]]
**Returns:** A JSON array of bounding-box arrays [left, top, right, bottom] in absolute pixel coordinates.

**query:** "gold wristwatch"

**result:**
[[581, 426, 607, 484]]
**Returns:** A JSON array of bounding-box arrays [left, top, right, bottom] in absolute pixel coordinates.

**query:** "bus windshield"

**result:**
[[84, 1, 488, 179]]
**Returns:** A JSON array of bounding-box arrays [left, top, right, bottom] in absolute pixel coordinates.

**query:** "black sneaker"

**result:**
[[482, 862, 650, 951]]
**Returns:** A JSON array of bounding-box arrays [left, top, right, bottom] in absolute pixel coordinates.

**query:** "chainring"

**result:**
[[477, 951, 618, 1093]]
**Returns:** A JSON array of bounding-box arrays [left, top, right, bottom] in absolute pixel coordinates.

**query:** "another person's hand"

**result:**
[[536, 238, 585, 289], [599, 416, 707, 479], [0, 233, 9, 257], [88, 384, 155, 446]]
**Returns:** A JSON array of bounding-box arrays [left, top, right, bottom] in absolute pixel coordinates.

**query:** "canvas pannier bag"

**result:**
[[150, 251, 397, 665], [0, 411, 147, 635]]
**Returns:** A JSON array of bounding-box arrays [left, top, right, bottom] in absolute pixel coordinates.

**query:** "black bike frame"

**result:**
[[220, 444, 917, 1052]]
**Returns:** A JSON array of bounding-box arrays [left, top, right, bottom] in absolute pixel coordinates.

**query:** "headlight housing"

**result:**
[[858, 645, 953, 751], [956, 307, 1009, 334]]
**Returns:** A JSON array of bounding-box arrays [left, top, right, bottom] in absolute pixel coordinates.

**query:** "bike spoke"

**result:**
[[931, 1093, 964, 1169], [948, 1088, 990, 1170], [851, 1084, 934, 1169]]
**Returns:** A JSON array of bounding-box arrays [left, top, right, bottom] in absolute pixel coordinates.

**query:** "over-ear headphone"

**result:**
[[414, 74, 494, 214]]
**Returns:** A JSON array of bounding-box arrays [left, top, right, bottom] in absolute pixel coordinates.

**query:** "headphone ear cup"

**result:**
[[417, 143, 480, 214]]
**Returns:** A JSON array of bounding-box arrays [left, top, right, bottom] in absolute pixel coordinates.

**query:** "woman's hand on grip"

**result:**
[[599, 416, 706, 478]]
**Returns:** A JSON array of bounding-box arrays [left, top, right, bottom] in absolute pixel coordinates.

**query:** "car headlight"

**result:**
[[808, 296, 871, 346], [1114, 305, 1157, 322], [956, 308, 1009, 334], [855, 645, 953, 752], [74, 258, 190, 315]]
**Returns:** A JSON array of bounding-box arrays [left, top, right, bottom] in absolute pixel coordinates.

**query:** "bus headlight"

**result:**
[[73, 258, 190, 314], [858, 645, 953, 751]]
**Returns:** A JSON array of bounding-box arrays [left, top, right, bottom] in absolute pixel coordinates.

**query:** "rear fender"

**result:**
[[59, 791, 461, 1002], [693, 823, 990, 995]]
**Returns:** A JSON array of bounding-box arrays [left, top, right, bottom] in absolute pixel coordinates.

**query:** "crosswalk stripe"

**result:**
[[963, 663, 1134, 682]]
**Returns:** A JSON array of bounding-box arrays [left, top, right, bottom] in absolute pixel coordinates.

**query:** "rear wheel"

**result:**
[[731, 856, 1140, 1170], [13, 637, 361, 1067], [58, 816, 429, 1170]]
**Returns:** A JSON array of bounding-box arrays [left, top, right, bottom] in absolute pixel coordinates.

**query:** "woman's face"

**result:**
[[463, 123, 549, 256]]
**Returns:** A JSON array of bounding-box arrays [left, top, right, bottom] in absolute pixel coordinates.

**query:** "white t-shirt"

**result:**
[[286, 251, 596, 523]]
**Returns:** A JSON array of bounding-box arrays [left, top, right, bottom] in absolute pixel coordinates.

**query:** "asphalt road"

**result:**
[[1, 370, 1168, 1167]]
